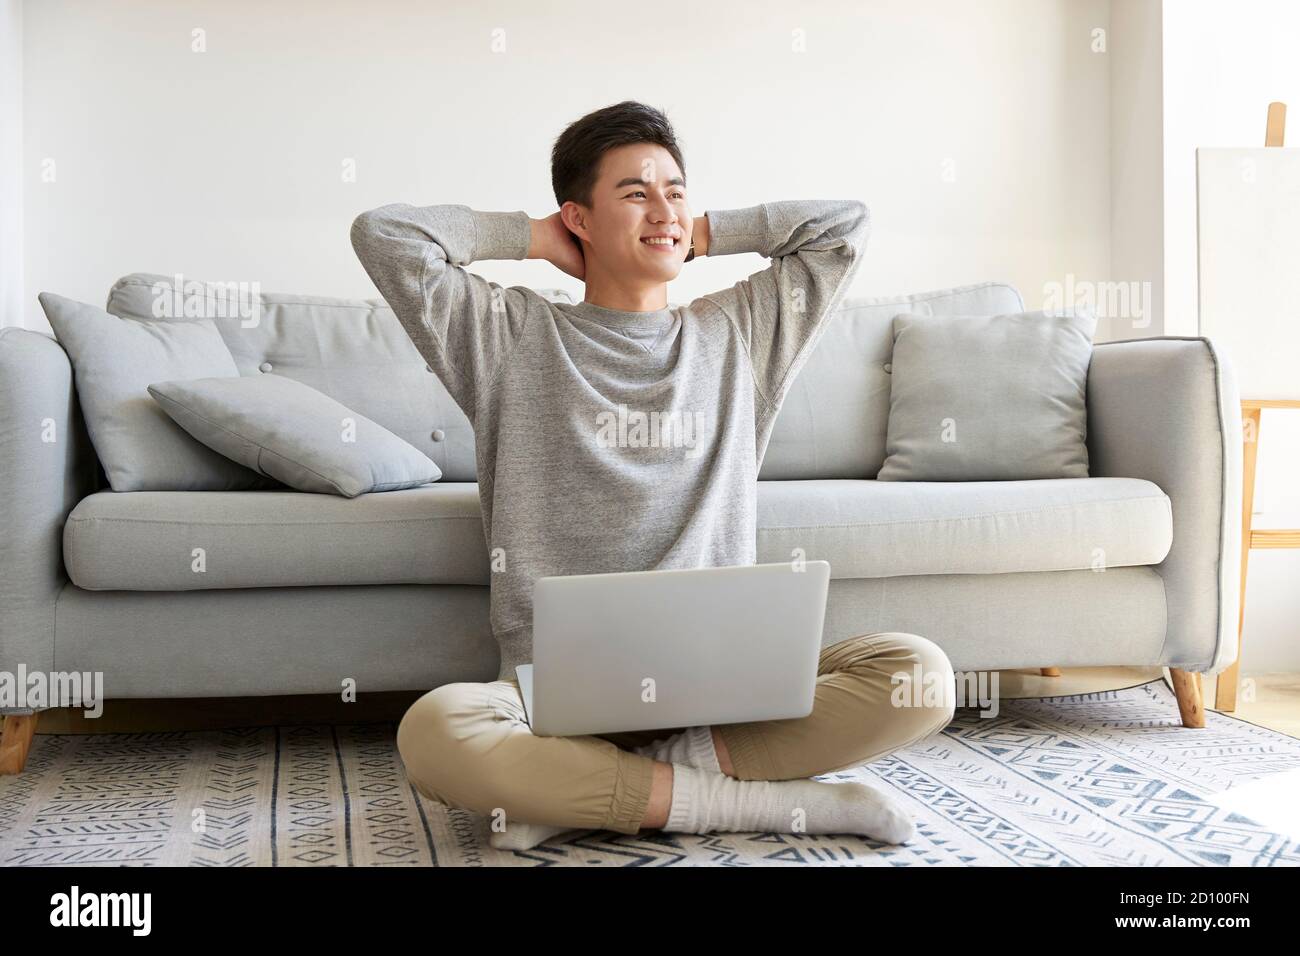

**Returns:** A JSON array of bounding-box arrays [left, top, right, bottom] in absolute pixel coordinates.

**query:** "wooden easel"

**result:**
[[1214, 102, 1300, 712]]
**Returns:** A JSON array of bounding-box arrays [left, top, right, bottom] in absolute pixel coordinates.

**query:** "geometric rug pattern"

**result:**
[[3, 679, 1298, 866]]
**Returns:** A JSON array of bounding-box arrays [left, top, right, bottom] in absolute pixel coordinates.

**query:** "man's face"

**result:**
[[565, 142, 691, 286]]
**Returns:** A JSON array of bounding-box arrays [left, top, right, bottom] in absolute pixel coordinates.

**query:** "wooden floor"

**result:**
[[28, 667, 1300, 739]]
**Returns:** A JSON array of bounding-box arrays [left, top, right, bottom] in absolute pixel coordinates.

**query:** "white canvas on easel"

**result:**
[[1197, 146, 1300, 400], [1197, 106, 1300, 714]]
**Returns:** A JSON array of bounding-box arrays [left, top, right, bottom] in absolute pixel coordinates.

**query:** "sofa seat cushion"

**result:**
[[64, 484, 489, 591], [755, 477, 1172, 578], [64, 477, 1172, 591]]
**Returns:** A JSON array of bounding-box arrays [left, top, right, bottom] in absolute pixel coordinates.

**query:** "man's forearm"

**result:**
[[692, 214, 711, 257], [526, 216, 551, 261]]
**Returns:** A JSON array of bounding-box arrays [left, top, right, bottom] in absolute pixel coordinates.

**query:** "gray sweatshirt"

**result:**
[[351, 199, 871, 680]]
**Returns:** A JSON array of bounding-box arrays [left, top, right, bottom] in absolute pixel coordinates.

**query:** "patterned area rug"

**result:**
[[2, 678, 1298, 866]]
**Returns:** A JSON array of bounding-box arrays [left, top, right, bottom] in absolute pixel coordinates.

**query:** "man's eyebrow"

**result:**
[[613, 176, 686, 189]]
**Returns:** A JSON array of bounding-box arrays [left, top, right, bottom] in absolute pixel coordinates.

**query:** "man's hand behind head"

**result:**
[[529, 212, 586, 281]]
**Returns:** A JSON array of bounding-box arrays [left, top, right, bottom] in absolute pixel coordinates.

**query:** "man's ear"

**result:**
[[560, 202, 590, 244]]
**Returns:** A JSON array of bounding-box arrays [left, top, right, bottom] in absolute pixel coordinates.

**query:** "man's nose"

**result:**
[[650, 200, 677, 224]]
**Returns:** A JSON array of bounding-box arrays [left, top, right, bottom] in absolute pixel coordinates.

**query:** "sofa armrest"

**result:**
[[1086, 336, 1242, 673], [0, 327, 100, 708]]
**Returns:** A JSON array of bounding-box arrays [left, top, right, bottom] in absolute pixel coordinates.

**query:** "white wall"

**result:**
[[1162, 0, 1300, 337], [0, 0, 21, 328], [1162, 0, 1300, 673], [20, 0, 1110, 331], [1106, 0, 1163, 341], [22, 1, 1292, 668]]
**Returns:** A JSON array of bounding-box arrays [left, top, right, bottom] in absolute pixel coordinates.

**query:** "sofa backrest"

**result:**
[[106, 273, 1022, 482]]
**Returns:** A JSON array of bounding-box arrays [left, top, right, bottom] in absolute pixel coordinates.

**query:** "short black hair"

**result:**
[[550, 100, 686, 209]]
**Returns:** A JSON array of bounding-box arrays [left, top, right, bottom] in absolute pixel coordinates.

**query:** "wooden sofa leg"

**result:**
[[1169, 669, 1206, 728], [1040, 667, 1061, 677], [0, 713, 39, 774]]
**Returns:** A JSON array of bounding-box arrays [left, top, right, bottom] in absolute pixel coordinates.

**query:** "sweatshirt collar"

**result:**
[[567, 299, 675, 327]]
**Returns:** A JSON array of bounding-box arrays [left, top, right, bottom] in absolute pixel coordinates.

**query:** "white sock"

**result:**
[[489, 820, 582, 852], [632, 725, 723, 773], [663, 763, 916, 844], [489, 728, 906, 851]]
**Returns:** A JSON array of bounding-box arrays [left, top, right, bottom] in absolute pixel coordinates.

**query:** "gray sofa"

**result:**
[[0, 272, 1243, 773]]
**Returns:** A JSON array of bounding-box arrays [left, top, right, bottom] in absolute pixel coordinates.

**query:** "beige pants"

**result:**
[[396, 631, 956, 835]]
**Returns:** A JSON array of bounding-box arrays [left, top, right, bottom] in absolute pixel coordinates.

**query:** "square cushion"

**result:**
[[876, 309, 1096, 481], [38, 291, 280, 491], [758, 281, 1026, 479], [107, 273, 576, 482], [148, 373, 442, 497]]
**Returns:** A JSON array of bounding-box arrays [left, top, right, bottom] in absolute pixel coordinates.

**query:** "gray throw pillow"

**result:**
[[147, 373, 442, 497], [876, 309, 1096, 481], [38, 291, 279, 491]]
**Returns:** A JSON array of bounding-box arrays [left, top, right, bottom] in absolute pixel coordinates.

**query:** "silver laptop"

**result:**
[[515, 560, 830, 736]]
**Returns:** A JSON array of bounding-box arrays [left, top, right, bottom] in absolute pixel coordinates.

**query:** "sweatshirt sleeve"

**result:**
[[349, 203, 533, 418], [692, 199, 871, 427]]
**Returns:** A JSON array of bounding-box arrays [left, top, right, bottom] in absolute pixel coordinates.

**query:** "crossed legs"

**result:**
[[396, 631, 956, 836]]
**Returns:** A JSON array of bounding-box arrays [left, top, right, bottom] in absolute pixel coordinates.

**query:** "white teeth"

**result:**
[[642, 237, 676, 246]]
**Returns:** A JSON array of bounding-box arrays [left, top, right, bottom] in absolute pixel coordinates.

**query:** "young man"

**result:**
[[351, 101, 955, 851]]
